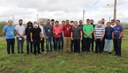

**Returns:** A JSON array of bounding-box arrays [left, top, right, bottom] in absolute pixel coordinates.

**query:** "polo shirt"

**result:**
[[113, 25, 123, 39], [105, 27, 113, 40], [15, 25, 25, 37], [3, 25, 15, 39], [63, 24, 72, 37], [94, 26, 105, 39]]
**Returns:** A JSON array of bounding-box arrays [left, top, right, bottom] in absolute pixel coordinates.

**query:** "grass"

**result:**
[[0, 37, 128, 73]]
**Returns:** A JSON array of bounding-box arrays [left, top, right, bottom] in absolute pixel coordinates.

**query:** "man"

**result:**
[[90, 19, 95, 51], [30, 23, 42, 55], [53, 21, 62, 51], [61, 21, 65, 50], [104, 22, 113, 54], [39, 21, 45, 53], [101, 18, 106, 52], [3, 20, 15, 54], [51, 19, 56, 51], [25, 21, 33, 54], [79, 20, 84, 51], [111, 19, 116, 28], [15, 19, 25, 54], [70, 21, 74, 52], [71, 21, 82, 53], [83, 19, 94, 52], [112, 20, 123, 56], [63, 20, 72, 53], [94, 21, 105, 53], [44, 19, 53, 53]]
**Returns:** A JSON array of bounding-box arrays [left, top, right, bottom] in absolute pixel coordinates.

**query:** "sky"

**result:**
[[0, 0, 128, 24]]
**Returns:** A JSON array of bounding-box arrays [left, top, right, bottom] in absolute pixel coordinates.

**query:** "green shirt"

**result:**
[[83, 24, 94, 38]]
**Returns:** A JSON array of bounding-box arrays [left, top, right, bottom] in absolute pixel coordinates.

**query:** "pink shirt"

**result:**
[[53, 25, 62, 38]]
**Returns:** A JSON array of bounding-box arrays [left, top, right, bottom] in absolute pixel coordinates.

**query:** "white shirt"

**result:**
[[39, 25, 45, 37], [111, 24, 116, 28], [15, 24, 25, 37]]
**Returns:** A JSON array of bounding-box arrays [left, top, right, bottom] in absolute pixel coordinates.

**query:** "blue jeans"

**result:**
[[46, 37, 52, 53], [55, 37, 61, 51], [17, 37, 24, 54], [104, 39, 113, 53], [26, 40, 33, 54]]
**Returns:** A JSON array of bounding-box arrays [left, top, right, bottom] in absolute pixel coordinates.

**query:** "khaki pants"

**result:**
[[64, 37, 71, 52]]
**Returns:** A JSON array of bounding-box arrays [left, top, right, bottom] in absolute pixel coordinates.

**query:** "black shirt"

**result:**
[[31, 27, 41, 40]]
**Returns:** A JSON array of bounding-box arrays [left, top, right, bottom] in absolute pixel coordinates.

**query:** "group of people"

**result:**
[[2, 18, 123, 56]]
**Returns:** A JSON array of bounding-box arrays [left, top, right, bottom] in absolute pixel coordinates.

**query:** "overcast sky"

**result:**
[[0, 0, 128, 24]]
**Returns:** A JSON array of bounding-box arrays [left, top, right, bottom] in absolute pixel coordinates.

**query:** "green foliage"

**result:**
[[0, 22, 7, 37]]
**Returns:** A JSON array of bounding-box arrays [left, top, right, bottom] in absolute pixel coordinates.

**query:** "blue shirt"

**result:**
[[3, 25, 15, 39], [113, 25, 123, 39], [105, 27, 113, 40]]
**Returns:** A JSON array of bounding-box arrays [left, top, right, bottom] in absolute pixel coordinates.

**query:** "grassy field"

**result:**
[[0, 36, 128, 73]]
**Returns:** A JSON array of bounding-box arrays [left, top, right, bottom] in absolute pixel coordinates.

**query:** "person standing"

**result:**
[[61, 21, 65, 50], [71, 21, 82, 53], [15, 19, 25, 54], [39, 21, 45, 53], [90, 19, 95, 51], [112, 20, 123, 56], [53, 21, 62, 51], [25, 21, 33, 54], [83, 19, 94, 52], [3, 20, 15, 54], [94, 21, 105, 53], [79, 20, 84, 52], [63, 20, 72, 53], [30, 23, 42, 55], [70, 21, 74, 52], [44, 19, 53, 53], [104, 22, 113, 54]]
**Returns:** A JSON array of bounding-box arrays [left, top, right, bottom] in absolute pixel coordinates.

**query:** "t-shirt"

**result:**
[[15, 25, 25, 37], [113, 25, 123, 39], [83, 24, 94, 38], [105, 27, 113, 40], [63, 24, 72, 37], [31, 27, 41, 40], [44, 24, 53, 37], [25, 27, 33, 41], [94, 26, 105, 39], [53, 25, 62, 38], [71, 27, 82, 39], [3, 25, 15, 39]]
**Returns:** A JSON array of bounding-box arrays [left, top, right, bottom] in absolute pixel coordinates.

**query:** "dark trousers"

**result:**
[[73, 39, 80, 53], [71, 40, 74, 51], [101, 38, 105, 52], [61, 37, 64, 50], [53, 37, 56, 50], [55, 37, 61, 51], [90, 38, 95, 51], [113, 39, 122, 56], [6, 39, 15, 54], [33, 40, 40, 55], [81, 39, 84, 52], [95, 39, 103, 53], [83, 38, 91, 52], [40, 38, 44, 52], [17, 37, 24, 54], [46, 37, 52, 53], [26, 40, 33, 54]]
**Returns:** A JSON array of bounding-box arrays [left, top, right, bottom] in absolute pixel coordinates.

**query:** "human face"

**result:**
[[107, 23, 111, 27], [66, 20, 69, 25], [116, 21, 120, 26], [8, 20, 13, 26], [79, 20, 83, 25], [19, 21, 23, 25]]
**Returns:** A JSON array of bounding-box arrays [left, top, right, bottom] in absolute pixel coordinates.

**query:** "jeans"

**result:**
[[40, 38, 44, 52], [6, 38, 15, 54], [104, 39, 113, 53], [113, 38, 122, 56], [33, 40, 40, 54], [46, 37, 52, 53], [17, 37, 24, 54], [73, 39, 80, 53], [26, 40, 33, 54], [55, 37, 61, 51], [61, 37, 64, 50]]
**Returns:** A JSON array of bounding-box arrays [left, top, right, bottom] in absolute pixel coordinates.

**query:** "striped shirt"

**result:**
[[94, 27, 105, 39]]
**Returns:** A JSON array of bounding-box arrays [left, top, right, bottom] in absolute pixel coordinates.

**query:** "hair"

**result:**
[[51, 19, 54, 21], [62, 21, 65, 23], [70, 21, 74, 23], [19, 19, 23, 22], [86, 19, 90, 21], [8, 20, 13, 22], [55, 21, 59, 23], [27, 21, 33, 27], [107, 22, 111, 24], [116, 20, 120, 22]]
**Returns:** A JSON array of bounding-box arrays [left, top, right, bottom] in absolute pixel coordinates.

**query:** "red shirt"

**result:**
[[53, 25, 62, 38], [63, 24, 72, 37]]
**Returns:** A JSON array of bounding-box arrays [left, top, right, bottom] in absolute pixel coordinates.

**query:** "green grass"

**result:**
[[0, 37, 128, 73]]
